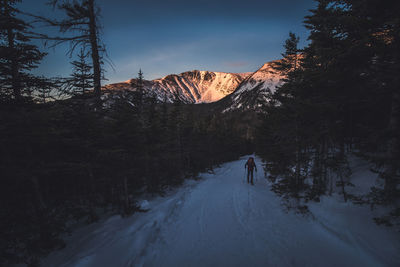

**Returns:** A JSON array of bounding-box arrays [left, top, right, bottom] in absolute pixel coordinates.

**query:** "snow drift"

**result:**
[[41, 156, 400, 267]]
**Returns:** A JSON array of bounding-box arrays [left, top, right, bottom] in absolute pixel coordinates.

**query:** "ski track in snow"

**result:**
[[41, 156, 400, 267]]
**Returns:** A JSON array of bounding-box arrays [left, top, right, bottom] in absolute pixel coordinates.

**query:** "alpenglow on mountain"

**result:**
[[104, 70, 251, 104], [103, 59, 284, 109], [220, 60, 284, 112]]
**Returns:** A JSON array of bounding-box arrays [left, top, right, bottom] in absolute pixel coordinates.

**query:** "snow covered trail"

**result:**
[[42, 156, 400, 267]]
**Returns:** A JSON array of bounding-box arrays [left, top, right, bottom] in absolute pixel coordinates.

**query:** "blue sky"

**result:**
[[19, 0, 316, 84]]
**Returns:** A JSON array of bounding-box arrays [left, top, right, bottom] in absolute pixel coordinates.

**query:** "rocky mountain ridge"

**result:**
[[104, 70, 251, 104], [103, 59, 284, 110]]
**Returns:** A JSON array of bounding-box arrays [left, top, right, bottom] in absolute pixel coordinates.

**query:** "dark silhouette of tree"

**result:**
[[0, 0, 46, 101], [33, 0, 106, 100], [273, 31, 300, 74], [137, 68, 144, 92], [130, 68, 145, 113], [31, 76, 57, 103], [67, 48, 94, 96], [257, 0, 400, 210]]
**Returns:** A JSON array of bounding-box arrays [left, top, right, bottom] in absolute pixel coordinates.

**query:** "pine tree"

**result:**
[[35, 0, 105, 100], [344, 0, 400, 200], [273, 31, 300, 75], [266, 32, 306, 194], [136, 68, 144, 107], [130, 68, 145, 112], [258, 0, 400, 205], [137, 68, 144, 93], [68, 48, 94, 96], [304, 0, 400, 201], [32, 76, 55, 103], [0, 0, 46, 101]]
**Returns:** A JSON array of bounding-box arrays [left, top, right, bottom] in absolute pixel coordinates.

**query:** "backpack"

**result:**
[[247, 158, 255, 169]]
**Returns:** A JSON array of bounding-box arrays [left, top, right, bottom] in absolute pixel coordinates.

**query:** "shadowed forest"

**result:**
[[1, 0, 399, 266]]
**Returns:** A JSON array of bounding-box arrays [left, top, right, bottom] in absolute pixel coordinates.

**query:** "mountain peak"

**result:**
[[103, 59, 284, 108], [105, 70, 251, 104], [220, 60, 284, 112]]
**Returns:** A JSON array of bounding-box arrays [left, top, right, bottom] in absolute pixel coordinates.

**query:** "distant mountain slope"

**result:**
[[220, 60, 284, 112], [104, 71, 251, 104], [104, 59, 285, 110]]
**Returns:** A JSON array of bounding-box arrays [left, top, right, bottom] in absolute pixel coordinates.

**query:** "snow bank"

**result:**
[[41, 156, 400, 267]]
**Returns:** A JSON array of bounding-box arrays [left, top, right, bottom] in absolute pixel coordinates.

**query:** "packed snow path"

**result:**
[[43, 156, 400, 267]]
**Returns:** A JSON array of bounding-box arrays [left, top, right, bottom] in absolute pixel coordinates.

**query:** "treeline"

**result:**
[[256, 0, 399, 217], [0, 0, 252, 266]]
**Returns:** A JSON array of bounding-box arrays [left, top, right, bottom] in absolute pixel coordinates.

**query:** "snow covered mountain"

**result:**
[[104, 59, 285, 110], [104, 71, 250, 104], [220, 60, 285, 112]]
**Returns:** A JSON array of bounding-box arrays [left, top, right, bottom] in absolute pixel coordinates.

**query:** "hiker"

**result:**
[[245, 157, 257, 185]]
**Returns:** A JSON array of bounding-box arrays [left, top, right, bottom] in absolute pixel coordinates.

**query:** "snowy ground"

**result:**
[[42, 156, 400, 267]]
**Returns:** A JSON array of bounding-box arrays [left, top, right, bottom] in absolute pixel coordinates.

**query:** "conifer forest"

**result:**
[[1, 0, 399, 266]]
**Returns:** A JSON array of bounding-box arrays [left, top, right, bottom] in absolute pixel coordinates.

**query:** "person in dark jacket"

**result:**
[[245, 157, 257, 185]]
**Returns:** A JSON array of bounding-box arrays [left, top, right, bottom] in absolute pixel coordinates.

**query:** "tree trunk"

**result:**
[[4, 1, 21, 101], [339, 172, 347, 202], [295, 119, 301, 190], [384, 88, 399, 197], [88, 0, 101, 99], [81, 70, 85, 95], [123, 176, 130, 214]]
